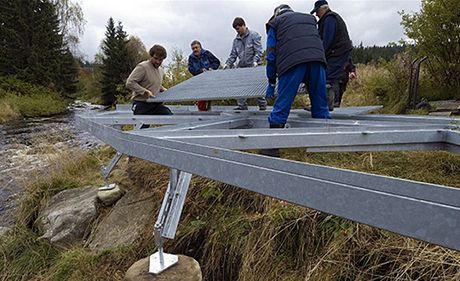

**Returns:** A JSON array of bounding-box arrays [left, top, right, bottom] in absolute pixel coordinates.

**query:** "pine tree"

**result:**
[[0, 0, 78, 94], [100, 18, 131, 105]]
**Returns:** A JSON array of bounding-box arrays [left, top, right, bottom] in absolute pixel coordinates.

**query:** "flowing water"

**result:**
[[0, 101, 103, 227]]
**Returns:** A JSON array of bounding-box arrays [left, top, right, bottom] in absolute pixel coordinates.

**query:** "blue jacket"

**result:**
[[188, 49, 220, 76]]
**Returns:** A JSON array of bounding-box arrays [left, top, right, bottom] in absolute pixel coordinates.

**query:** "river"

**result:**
[[0, 101, 103, 228]]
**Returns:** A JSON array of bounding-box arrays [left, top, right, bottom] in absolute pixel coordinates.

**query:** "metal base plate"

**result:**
[[149, 252, 179, 274]]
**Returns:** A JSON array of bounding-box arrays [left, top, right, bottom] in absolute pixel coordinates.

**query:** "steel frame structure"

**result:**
[[77, 105, 460, 274]]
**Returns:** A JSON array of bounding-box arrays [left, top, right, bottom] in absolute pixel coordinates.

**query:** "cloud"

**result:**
[[78, 0, 421, 62]]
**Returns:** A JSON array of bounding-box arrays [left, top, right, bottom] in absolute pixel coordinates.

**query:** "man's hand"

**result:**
[[144, 90, 155, 98], [349, 72, 357, 80], [253, 61, 258, 67], [265, 83, 276, 99], [222, 64, 229, 70], [160, 87, 167, 93]]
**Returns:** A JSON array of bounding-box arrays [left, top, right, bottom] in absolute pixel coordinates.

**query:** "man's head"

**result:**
[[190, 40, 202, 56], [310, 0, 329, 18], [273, 4, 293, 17], [232, 17, 247, 36], [149, 44, 167, 68]]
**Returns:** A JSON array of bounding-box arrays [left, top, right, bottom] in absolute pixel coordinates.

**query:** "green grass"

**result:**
[[0, 92, 68, 118], [0, 226, 59, 281], [0, 76, 70, 123]]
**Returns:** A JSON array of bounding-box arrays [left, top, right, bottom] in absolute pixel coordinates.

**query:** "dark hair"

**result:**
[[190, 40, 201, 47], [149, 44, 167, 59], [232, 17, 246, 28]]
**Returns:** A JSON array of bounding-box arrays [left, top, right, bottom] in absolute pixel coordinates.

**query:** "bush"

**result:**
[[0, 76, 54, 97], [1, 93, 68, 118], [76, 67, 103, 104], [342, 54, 414, 114]]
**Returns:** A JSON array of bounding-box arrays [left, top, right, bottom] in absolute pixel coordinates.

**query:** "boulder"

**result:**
[[38, 186, 98, 248], [124, 255, 202, 281], [97, 183, 125, 206], [89, 187, 156, 252]]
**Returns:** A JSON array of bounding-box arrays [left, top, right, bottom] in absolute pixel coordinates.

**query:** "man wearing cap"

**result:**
[[311, 0, 353, 111], [262, 4, 330, 157]]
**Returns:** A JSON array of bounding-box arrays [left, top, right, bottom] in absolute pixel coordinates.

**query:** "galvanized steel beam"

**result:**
[[76, 115, 460, 251]]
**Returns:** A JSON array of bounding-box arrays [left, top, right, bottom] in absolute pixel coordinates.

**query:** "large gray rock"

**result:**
[[38, 186, 98, 248], [124, 255, 202, 281], [89, 187, 156, 252]]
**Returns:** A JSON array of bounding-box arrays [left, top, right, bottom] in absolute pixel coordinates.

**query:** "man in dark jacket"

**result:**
[[262, 4, 330, 157], [188, 40, 220, 111], [335, 57, 356, 107], [311, 0, 353, 111]]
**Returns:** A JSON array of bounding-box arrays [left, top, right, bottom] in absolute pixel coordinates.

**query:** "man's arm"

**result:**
[[126, 64, 150, 98], [208, 51, 221, 70], [225, 39, 238, 67], [321, 16, 337, 54], [253, 32, 263, 64], [266, 27, 277, 84]]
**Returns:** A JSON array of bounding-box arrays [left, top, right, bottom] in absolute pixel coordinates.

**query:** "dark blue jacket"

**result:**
[[188, 49, 220, 76], [266, 11, 326, 81]]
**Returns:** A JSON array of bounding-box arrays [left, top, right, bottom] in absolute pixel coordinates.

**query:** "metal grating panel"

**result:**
[[150, 67, 268, 102]]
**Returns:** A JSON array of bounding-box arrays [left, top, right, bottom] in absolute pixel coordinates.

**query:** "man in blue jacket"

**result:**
[[263, 4, 330, 157], [188, 40, 220, 111], [311, 0, 353, 111]]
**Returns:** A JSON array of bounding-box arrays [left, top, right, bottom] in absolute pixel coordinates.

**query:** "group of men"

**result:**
[[126, 1, 356, 136]]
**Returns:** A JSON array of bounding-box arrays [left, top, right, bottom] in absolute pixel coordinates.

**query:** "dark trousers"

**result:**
[[132, 101, 173, 115], [132, 101, 172, 129]]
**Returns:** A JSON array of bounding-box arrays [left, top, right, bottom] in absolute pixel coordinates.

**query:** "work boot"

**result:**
[[259, 123, 285, 158]]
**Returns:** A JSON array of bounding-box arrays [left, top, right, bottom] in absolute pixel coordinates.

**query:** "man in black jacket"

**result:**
[[311, 0, 353, 111]]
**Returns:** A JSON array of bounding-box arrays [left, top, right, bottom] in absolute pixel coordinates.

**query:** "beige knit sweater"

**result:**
[[126, 60, 165, 101]]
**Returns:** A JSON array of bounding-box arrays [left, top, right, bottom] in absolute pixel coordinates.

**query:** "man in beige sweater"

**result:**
[[126, 44, 172, 115]]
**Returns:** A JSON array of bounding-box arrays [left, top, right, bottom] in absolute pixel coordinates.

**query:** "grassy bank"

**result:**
[[0, 77, 69, 123], [2, 146, 460, 280]]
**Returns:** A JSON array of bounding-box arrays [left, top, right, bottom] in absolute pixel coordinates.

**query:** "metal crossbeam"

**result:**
[[76, 111, 460, 251]]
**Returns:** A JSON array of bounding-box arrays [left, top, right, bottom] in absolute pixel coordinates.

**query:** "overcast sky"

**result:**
[[78, 0, 421, 63]]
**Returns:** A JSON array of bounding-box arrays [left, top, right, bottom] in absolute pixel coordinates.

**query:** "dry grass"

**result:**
[[3, 147, 460, 280], [0, 100, 21, 123]]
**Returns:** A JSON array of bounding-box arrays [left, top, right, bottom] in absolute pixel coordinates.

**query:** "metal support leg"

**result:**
[[149, 168, 192, 274], [101, 151, 123, 181]]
